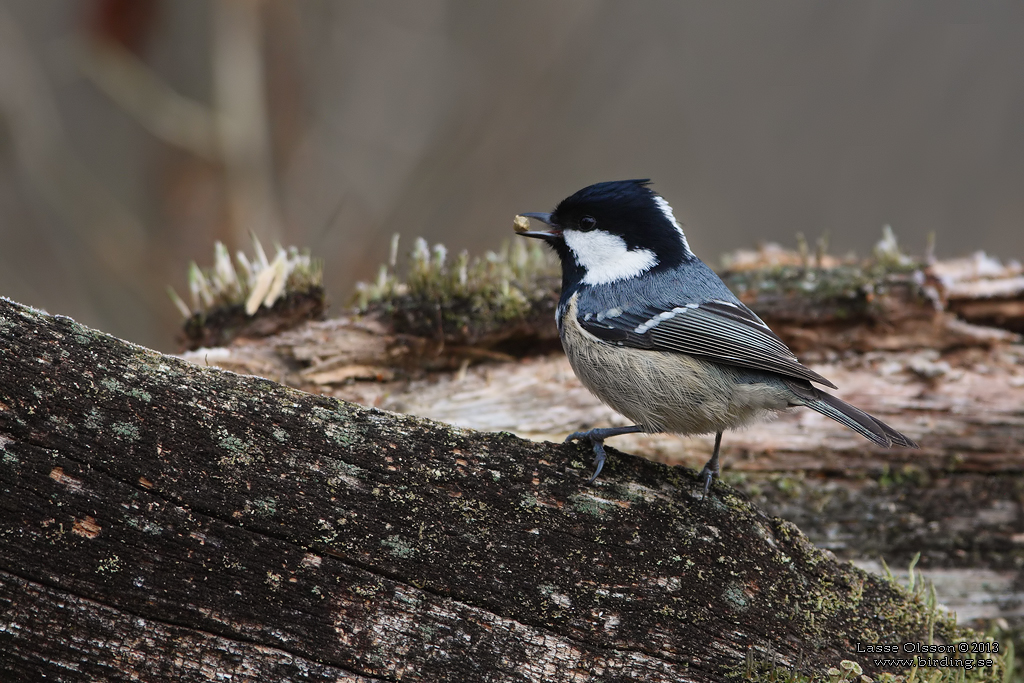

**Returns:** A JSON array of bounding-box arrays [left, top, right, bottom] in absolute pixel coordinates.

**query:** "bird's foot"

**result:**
[[565, 425, 643, 484], [697, 461, 719, 501], [696, 431, 724, 502], [565, 429, 608, 484]]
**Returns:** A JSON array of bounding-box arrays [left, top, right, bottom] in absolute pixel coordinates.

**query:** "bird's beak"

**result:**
[[513, 212, 560, 240]]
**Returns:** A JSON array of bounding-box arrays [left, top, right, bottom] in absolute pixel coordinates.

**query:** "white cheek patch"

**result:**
[[563, 229, 658, 286], [652, 195, 693, 257]]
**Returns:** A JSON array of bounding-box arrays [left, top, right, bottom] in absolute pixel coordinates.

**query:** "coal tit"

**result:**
[[517, 179, 918, 495]]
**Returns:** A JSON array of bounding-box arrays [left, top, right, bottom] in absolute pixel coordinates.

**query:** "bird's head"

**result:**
[[517, 179, 694, 287]]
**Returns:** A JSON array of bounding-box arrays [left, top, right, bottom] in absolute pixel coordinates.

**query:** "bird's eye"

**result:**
[[579, 216, 597, 231]]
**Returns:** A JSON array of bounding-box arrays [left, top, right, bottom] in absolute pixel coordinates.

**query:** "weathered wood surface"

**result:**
[[0, 297, 959, 682], [189, 320, 1024, 477], [181, 253, 1024, 478], [176, 252, 1024, 630], [192, 334, 1024, 595]]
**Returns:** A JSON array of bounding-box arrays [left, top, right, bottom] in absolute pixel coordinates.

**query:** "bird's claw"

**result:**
[[565, 430, 606, 484], [697, 464, 718, 501], [564, 431, 588, 444], [587, 443, 606, 484]]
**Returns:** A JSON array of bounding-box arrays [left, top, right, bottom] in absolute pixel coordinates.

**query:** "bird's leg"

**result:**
[[565, 425, 644, 483], [698, 432, 723, 500]]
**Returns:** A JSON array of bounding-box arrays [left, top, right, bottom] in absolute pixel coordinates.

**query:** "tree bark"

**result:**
[[0, 296, 963, 681]]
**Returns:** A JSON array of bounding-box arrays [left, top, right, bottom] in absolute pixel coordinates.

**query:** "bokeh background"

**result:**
[[1, 0, 1023, 351]]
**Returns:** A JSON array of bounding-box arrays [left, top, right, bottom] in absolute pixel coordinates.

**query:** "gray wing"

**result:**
[[579, 297, 837, 389]]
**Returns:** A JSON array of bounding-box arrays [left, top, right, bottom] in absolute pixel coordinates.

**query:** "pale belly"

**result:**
[[560, 297, 792, 435]]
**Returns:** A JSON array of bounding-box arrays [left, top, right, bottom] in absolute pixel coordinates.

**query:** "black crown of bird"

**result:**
[[515, 179, 917, 497]]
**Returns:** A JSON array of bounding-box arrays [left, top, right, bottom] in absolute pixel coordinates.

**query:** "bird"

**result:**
[[515, 179, 918, 496]]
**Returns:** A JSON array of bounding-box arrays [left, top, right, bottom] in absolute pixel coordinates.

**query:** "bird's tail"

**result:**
[[792, 384, 918, 448]]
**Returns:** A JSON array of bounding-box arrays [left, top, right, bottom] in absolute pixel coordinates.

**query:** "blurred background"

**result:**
[[1, 0, 1023, 351]]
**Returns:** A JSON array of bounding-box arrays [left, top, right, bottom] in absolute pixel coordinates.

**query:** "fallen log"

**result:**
[[174, 242, 1024, 632], [0, 297, 981, 681]]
